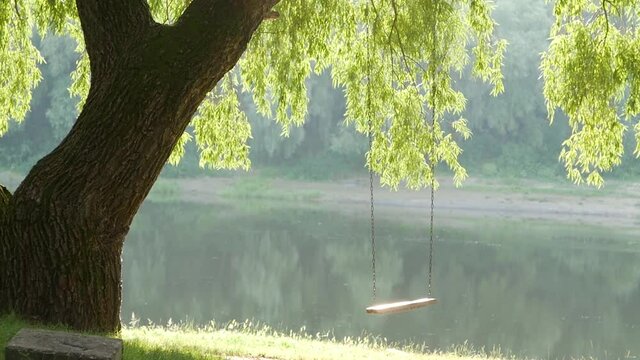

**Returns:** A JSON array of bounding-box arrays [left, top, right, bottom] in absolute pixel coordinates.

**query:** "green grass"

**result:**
[[220, 177, 322, 202], [1, 315, 509, 360]]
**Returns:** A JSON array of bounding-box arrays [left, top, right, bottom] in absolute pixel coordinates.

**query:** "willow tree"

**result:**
[[0, 0, 638, 332]]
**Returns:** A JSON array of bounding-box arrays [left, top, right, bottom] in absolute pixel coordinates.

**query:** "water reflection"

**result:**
[[123, 201, 640, 359]]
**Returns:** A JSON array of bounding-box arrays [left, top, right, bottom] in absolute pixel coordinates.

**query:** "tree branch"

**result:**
[[75, 0, 156, 81], [183, 0, 280, 20], [166, 0, 280, 90], [176, 0, 280, 39]]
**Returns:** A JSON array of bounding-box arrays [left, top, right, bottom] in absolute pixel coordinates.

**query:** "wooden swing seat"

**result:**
[[366, 297, 437, 314]]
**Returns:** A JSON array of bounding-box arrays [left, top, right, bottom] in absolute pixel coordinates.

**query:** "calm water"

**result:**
[[122, 201, 640, 360]]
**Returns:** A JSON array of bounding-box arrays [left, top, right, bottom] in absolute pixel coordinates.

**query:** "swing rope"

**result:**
[[427, 98, 436, 297], [427, 0, 439, 297], [369, 132, 377, 301], [366, 2, 377, 301]]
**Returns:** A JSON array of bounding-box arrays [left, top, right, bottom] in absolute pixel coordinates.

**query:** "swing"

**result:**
[[364, 141, 439, 315], [363, 2, 439, 315], [363, 143, 439, 315]]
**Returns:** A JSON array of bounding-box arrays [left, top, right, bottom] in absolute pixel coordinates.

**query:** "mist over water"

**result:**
[[123, 201, 640, 360]]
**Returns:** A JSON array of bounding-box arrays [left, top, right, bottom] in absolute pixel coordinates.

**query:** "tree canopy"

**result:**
[[1, 0, 639, 188]]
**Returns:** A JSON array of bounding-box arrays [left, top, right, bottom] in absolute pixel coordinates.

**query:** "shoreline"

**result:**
[[3, 170, 639, 228], [174, 175, 640, 229]]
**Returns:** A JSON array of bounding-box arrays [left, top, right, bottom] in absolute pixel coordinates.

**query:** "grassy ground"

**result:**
[[219, 177, 322, 202], [0, 315, 507, 360]]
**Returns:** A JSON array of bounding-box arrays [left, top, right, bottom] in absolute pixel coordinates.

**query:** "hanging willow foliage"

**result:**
[[542, 0, 640, 187]]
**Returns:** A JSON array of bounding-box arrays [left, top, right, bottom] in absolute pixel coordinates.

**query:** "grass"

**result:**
[[220, 177, 322, 202], [1, 315, 509, 360]]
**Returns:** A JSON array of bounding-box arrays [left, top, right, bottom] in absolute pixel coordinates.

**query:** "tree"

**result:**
[[0, 0, 279, 332], [0, 0, 638, 333]]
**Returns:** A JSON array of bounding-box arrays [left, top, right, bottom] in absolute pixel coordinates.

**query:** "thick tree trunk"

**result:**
[[0, 0, 278, 332]]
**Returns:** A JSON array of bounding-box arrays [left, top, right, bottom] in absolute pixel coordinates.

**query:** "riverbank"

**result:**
[[0, 315, 505, 360], [2, 170, 640, 227], [172, 175, 640, 229]]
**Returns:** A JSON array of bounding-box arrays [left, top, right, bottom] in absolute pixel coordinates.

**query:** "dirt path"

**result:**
[[176, 175, 640, 229]]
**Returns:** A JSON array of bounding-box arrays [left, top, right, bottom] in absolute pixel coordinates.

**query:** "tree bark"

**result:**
[[0, 0, 278, 332]]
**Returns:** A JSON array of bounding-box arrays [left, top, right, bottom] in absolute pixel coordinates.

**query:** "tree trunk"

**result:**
[[0, 0, 278, 332]]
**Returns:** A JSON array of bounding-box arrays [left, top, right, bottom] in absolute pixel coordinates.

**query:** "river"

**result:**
[[122, 198, 640, 359]]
